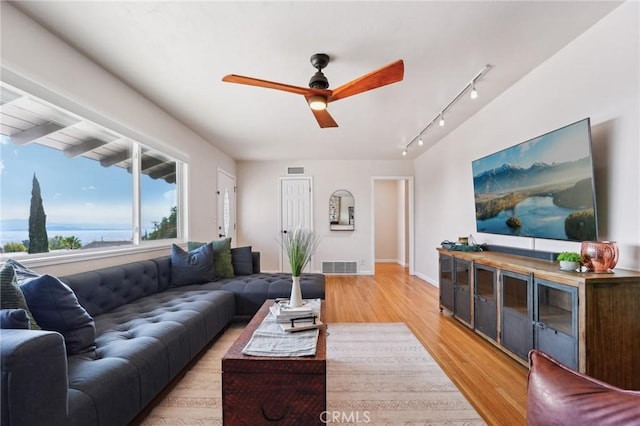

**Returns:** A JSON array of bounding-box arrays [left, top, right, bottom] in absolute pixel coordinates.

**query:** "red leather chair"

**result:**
[[527, 350, 640, 425]]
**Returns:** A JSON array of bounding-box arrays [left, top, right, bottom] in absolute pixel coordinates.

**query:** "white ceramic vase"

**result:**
[[289, 275, 303, 308]]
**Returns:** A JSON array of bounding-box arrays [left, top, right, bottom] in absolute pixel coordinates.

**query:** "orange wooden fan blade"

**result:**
[[328, 60, 404, 102], [305, 98, 338, 128], [222, 74, 331, 97]]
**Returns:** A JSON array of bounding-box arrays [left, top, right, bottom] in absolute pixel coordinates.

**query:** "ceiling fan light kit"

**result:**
[[222, 53, 404, 128], [402, 64, 492, 156], [308, 95, 327, 111]]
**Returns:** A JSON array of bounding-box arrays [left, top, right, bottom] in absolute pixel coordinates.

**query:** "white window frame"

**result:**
[[0, 84, 187, 269]]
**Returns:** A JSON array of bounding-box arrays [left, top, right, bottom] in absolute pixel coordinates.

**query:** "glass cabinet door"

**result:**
[[439, 255, 454, 312], [534, 279, 578, 369], [501, 271, 533, 360], [474, 265, 497, 340], [454, 259, 471, 324]]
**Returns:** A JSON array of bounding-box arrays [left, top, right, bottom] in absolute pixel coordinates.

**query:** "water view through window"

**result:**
[[0, 135, 178, 254]]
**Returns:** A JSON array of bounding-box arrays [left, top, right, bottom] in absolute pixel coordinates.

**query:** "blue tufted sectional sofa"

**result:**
[[0, 253, 325, 426]]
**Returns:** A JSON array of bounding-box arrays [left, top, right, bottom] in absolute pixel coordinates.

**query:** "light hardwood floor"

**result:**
[[325, 263, 528, 425]]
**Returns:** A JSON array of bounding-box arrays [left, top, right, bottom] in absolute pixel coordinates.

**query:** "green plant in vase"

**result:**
[[557, 251, 582, 271], [278, 227, 320, 307]]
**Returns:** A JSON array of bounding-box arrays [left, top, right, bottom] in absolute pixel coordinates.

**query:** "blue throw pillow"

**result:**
[[231, 246, 253, 275], [20, 274, 97, 355], [171, 243, 216, 286], [189, 238, 234, 278], [0, 309, 30, 329]]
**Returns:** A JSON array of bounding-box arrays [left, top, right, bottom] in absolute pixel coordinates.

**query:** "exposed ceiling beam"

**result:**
[[141, 155, 165, 171], [64, 138, 106, 158], [10, 121, 65, 145], [0, 95, 24, 107], [100, 150, 130, 167], [149, 164, 176, 180]]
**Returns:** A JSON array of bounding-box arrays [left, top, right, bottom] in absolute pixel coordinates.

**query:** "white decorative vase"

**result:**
[[289, 275, 303, 308]]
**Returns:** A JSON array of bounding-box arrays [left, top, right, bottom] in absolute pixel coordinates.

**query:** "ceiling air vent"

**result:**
[[287, 167, 305, 175]]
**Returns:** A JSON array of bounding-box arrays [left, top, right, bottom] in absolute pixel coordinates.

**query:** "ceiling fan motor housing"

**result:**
[[309, 53, 330, 89], [309, 71, 329, 89]]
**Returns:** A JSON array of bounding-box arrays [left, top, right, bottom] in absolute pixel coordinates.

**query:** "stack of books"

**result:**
[[269, 298, 323, 332]]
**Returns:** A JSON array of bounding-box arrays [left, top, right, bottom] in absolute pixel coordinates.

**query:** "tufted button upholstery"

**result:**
[[166, 272, 325, 316], [61, 261, 160, 317], [66, 287, 235, 423]]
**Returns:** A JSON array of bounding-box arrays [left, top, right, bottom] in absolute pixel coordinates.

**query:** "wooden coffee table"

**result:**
[[222, 299, 326, 425]]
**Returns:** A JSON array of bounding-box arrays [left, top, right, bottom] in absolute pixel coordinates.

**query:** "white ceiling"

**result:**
[[10, 1, 621, 161]]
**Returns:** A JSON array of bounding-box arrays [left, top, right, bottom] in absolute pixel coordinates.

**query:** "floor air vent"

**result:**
[[322, 261, 358, 274]]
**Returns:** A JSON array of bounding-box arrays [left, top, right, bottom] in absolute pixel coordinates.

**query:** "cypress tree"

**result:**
[[28, 174, 49, 254]]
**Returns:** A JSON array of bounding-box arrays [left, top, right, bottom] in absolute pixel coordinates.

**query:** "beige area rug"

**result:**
[[141, 322, 485, 425], [327, 323, 485, 425]]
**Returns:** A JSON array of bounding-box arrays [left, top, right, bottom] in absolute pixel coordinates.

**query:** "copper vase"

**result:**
[[580, 241, 619, 273]]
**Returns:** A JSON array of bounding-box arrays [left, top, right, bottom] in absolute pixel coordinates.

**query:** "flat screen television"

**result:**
[[471, 118, 598, 242]]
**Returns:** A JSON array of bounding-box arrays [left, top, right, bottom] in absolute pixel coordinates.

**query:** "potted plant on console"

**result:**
[[557, 251, 582, 272], [279, 226, 321, 307]]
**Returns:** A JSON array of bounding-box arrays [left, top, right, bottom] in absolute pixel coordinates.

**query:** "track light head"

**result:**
[[418, 136, 424, 146], [439, 114, 445, 127], [470, 82, 478, 99], [402, 149, 407, 156]]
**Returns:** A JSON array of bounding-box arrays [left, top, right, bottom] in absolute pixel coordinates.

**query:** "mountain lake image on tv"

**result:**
[[472, 118, 597, 241]]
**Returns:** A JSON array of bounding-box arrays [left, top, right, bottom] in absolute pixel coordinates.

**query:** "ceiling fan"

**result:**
[[222, 54, 404, 128]]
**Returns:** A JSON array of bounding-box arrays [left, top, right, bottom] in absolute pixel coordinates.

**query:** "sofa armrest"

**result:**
[[1, 329, 69, 426], [527, 349, 640, 426]]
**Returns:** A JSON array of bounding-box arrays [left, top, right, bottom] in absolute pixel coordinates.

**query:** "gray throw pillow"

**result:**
[[171, 243, 216, 286], [231, 246, 253, 275], [20, 274, 97, 355], [0, 263, 39, 329], [5, 258, 41, 283]]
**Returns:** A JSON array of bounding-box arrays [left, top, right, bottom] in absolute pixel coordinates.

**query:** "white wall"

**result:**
[[414, 2, 640, 285], [236, 160, 413, 273], [1, 4, 236, 275]]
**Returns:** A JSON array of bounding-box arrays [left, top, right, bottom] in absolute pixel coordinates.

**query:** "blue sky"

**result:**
[[472, 119, 592, 176], [0, 135, 176, 230]]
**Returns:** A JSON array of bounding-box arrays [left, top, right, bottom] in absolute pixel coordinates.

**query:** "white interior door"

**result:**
[[217, 169, 236, 241], [279, 177, 312, 272]]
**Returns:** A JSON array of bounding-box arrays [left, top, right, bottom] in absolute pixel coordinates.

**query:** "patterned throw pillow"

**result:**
[[0, 263, 39, 329], [5, 258, 40, 283], [188, 238, 234, 278]]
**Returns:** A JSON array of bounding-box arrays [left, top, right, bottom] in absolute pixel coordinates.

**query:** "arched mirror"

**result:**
[[329, 190, 354, 231]]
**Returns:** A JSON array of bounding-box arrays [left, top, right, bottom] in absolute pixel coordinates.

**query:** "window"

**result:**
[[141, 148, 178, 241], [0, 83, 184, 258]]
